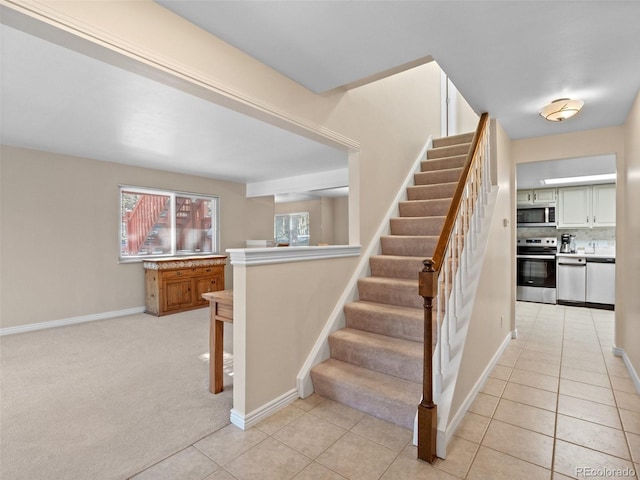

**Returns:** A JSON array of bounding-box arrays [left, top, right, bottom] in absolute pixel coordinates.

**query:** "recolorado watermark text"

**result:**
[[575, 466, 636, 478]]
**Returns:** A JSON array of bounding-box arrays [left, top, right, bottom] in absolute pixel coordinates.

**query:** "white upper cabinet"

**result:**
[[517, 188, 557, 205], [558, 186, 591, 228], [557, 184, 615, 228], [592, 184, 616, 226]]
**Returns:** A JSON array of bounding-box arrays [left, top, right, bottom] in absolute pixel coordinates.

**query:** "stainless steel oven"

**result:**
[[517, 237, 557, 304]]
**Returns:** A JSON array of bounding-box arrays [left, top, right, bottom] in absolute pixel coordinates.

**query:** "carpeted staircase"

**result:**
[[310, 132, 474, 430]]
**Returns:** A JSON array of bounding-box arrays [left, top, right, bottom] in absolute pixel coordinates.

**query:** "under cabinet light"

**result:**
[[541, 173, 616, 185]]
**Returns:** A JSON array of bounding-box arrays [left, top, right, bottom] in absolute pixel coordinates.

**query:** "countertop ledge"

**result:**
[[556, 252, 616, 259]]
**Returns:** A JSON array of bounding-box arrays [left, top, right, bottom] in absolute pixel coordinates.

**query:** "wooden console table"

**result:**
[[143, 256, 226, 316], [202, 289, 233, 394]]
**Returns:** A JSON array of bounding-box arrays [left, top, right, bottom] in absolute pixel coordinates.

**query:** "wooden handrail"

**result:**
[[417, 113, 489, 463]]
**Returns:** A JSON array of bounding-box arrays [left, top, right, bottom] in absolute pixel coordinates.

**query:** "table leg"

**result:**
[[209, 304, 224, 394]]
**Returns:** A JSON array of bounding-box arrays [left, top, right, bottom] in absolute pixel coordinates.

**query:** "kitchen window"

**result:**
[[119, 186, 219, 261], [274, 212, 310, 246]]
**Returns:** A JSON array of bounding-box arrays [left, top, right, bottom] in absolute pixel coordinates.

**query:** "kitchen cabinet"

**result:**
[[516, 188, 557, 205], [591, 184, 616, 226], [557, 184, 615, 228], [144, 256, 226, 316]]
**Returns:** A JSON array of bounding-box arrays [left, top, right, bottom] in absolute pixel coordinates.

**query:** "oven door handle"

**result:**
[[516, 254, 556, 260]]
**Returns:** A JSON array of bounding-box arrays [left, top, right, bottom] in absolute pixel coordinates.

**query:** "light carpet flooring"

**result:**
[[0, 309, 233, 479], [3, 302, 640, 479]]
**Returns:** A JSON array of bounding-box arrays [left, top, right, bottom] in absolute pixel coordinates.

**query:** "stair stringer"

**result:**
[[411, 187, 499, 458], [296, 135, 433, 397]]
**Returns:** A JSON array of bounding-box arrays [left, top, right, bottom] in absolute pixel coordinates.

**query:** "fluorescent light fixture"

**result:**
[[541, 173, 616, 185], [540, 98, 584, 122]]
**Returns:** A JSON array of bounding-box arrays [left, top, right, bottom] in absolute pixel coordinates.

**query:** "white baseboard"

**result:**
[[230, 388, 299, 430], [437, 332, 512, 458], [0, 307, 146, 336], [613, 346, 640, 394]]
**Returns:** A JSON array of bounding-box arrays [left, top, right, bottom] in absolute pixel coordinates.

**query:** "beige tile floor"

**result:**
[[130, 302, 640, 479]]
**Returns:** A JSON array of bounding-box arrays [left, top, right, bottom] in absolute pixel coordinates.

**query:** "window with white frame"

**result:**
[[120, 186, 219, 260], [274, 212, 310, 246]]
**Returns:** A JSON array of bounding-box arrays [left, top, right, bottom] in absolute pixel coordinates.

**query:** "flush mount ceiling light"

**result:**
[[539, 98, 584, 122]]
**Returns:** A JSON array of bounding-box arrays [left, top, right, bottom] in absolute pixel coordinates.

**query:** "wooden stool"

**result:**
[[202, 290, 233, 394]]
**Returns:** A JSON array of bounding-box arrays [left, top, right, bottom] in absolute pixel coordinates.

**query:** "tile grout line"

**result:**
[[550, 304, 565, 479]]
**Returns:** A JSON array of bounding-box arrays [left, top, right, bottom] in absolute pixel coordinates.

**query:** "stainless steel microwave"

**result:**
[[517, 204, 556, 227]]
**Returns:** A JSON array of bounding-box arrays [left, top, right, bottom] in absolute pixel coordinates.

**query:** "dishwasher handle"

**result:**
[[558, 257, 586, 266]]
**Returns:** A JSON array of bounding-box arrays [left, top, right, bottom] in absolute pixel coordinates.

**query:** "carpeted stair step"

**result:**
[[380, 234, 438, 257], [432, 132, 474, 149], [329, 328, 423, 383], [390, 216, 445, 236], [414, 167, 463, 186], [406, 183, 457, 201], [427, 142, 471, 159], [310, 358, 421, 430], [369, 255, 424, 279], [344, 300, 423, 341], [358, 276, 423, 309], [399, 198, 452, 217], [421, 154, 467, 172]]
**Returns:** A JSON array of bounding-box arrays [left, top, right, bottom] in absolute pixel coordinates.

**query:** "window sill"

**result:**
[[226, 245, 361, 266]]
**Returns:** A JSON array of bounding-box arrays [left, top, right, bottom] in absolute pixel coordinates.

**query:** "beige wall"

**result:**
[[332, 196, 350, 245], [239, 257, 359, 412], [0, 146, 274, 327], [456, 89, 480, 135], [620, 92, 640, 372], [512, 126, 624, 165], [449, 120, 514, 419]]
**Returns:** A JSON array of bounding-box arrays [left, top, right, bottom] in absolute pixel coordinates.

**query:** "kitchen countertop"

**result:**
[[556, 252, 616, 259]]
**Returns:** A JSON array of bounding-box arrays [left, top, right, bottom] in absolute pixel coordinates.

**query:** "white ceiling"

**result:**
[[157, 0, 640, 140], [2, 2, 640, 196]]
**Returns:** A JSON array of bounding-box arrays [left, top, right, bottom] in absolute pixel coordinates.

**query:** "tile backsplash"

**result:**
[[517, 226, 616, 253]]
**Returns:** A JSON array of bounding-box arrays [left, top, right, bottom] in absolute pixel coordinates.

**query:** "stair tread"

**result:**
[[312, 358, 422, 405], [330, 328, 423, 383], [391, 216, 446, 221], [419, 166, 463, 173], [381, 234, 439, 239], [333, 327, 423, 348], [346, 299, 422, 317], [432, 132, 474, 148], [360, 276, 417, 286]]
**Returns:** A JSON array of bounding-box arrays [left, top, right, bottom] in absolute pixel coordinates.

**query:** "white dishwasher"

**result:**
[[557, 256, 586, 305], [586, 257, 616, 307]]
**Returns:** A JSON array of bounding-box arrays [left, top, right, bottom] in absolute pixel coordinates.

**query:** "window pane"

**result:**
[[291, 213, 309, 246], [274, 212, 309, 246], [121, 191, 172, 256], [175, 196, 215, 254], [274, 214, 291, 245]]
